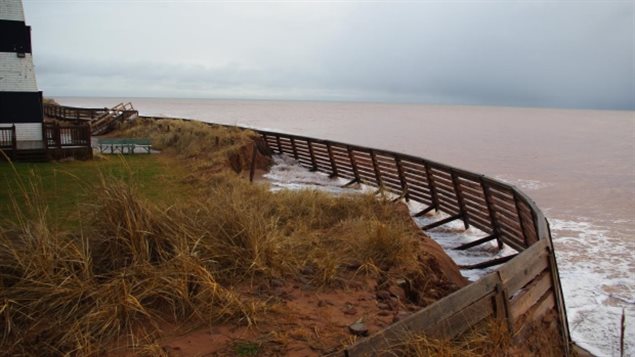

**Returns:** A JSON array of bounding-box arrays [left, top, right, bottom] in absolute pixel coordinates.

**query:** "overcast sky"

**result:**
[[22, 0, 635, 110]]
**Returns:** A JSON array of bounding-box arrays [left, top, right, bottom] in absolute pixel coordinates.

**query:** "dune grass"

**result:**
[[0, 120, 459, 355], [0, 155, 194, 228], [386, 319, 512, 357]]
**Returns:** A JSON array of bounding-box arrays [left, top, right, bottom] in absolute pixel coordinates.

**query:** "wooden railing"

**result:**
[[0, 125, 17, 150], [38, 108, 573, 354], [43, 123, 91, 149], [43, 103, 138, 135], [256, 129, 572, 356], [44, 104, 109, 122]]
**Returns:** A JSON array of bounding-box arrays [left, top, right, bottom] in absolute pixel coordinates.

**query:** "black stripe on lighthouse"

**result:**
[[0, 92, 43, 124], [0, 20, 32, 54]]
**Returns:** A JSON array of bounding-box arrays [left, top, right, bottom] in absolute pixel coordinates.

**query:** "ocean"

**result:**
[[57, 97, 634, 356]]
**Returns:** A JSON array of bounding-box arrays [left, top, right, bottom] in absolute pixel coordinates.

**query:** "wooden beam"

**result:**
[[344, 273, 501, 356], [512, 191, 529, 247], [422, 213, 462, 230], [325, 142, 338, 177], [482, 179, 504, 250], [307, 141, 318, 171], [451, 170, 470, 230], [275, 135, 282, 154], [424, 162, 440, 212], [413, 205, 435, 217], [460, 254, 518, 270], [290, 137, 298, 160], [454, 234, 498, 250], [395, 156, 410, 201], [346, 145, 361, 183], [341, 178, 359, 188], [249, 144, 257, 183], [369, 149, 383, 188]]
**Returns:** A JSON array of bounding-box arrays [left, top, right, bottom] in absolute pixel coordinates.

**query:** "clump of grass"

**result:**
[[387, 319, 512, 357], [0, 166, 454, 355], [0, 166, 261, 355], [115, 118, 266, 176]]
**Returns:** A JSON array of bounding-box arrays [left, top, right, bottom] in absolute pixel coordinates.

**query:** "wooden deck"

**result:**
[[0, 124, 93, 162]]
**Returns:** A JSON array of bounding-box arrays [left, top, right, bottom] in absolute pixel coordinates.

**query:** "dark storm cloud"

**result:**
[[24, 1, 635, 110]]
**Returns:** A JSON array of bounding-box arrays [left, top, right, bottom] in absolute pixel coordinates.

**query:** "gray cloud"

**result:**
[[24, 1, 635, 110]]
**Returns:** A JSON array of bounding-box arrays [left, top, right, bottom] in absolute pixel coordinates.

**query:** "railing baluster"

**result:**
[[451, 170, 470, 230], [290, 137, 298, 160], [347, 145, 360, 184], [424, 162, 440, 212], [369, 149, 382, 188], [307, 141, 317, 171], [395, 156, 409, 201], [482, 179, 504, 249], [326, 142, 338, 178]]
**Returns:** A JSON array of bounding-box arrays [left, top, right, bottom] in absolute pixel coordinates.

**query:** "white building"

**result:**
[[0, 0, 43, 145]]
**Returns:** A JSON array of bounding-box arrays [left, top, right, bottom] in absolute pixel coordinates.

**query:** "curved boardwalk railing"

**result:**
[[256, 130, 572, 356], [42, 104, 573, 355]]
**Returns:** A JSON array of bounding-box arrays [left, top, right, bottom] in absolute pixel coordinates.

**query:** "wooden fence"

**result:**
[[256, 130, 572, 356], [43, 103, 138, 135], [0, 125, 17, 150], [43, 123, 91, 148], [44, 104, 109, 122], [35, 108, 574, 354]]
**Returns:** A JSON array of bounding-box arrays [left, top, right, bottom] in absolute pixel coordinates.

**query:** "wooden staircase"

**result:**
[[91, 102, 138, 135]]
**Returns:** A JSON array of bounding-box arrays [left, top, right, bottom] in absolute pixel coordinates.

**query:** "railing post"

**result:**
[[512, 191, 529, 247], [347, 145, 360, 183], [289, 137, 299, 160], [369, 149, 382, 188], [307, 141, 318, 171], [325, 142, 338, 178], [395, 157, 409, 201], [424, 162, 440, 212], [451, 170, 470, 230], [55, 124, 62, 149], [11, 124, 16, 149], [249, 144, 258, 183], [482, 179, 504, 249], [544, 221, 572, 357], [275, 135, 282, 154]]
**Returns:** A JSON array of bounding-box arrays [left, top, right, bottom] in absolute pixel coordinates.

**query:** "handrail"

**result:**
[[43, 123, 91, 149], [254, 129, 572, 355], [37, 108, 573, 354], [0, 125, 16, 149], [43, 103, 138, 136]]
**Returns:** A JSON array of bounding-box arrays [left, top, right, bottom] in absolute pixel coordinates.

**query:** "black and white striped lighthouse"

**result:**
[[0, 0, 43, 144]]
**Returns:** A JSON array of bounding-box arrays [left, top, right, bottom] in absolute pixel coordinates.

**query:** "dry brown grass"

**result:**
[[114, 118, 262, 176], [0, 119, 451, 355], [386, 319, 513, 357]]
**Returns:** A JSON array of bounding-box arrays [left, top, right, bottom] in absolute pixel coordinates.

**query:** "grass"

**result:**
[[0, 155, 194, 228], [387, 319, 513, 357], [0, 118, 560, 356], [0, 119, 465, 355]]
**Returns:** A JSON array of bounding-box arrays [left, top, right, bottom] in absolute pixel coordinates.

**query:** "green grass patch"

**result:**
[[0, 155, 194, 228]]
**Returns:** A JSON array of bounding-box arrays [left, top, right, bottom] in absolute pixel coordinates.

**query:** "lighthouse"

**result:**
[[0, 0, 44, 146]]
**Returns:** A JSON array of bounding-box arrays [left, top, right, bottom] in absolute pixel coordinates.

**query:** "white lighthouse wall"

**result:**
[[0, 53, 38, 91], [0, 0, 25, 22], [0, 123, 42, 141]]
